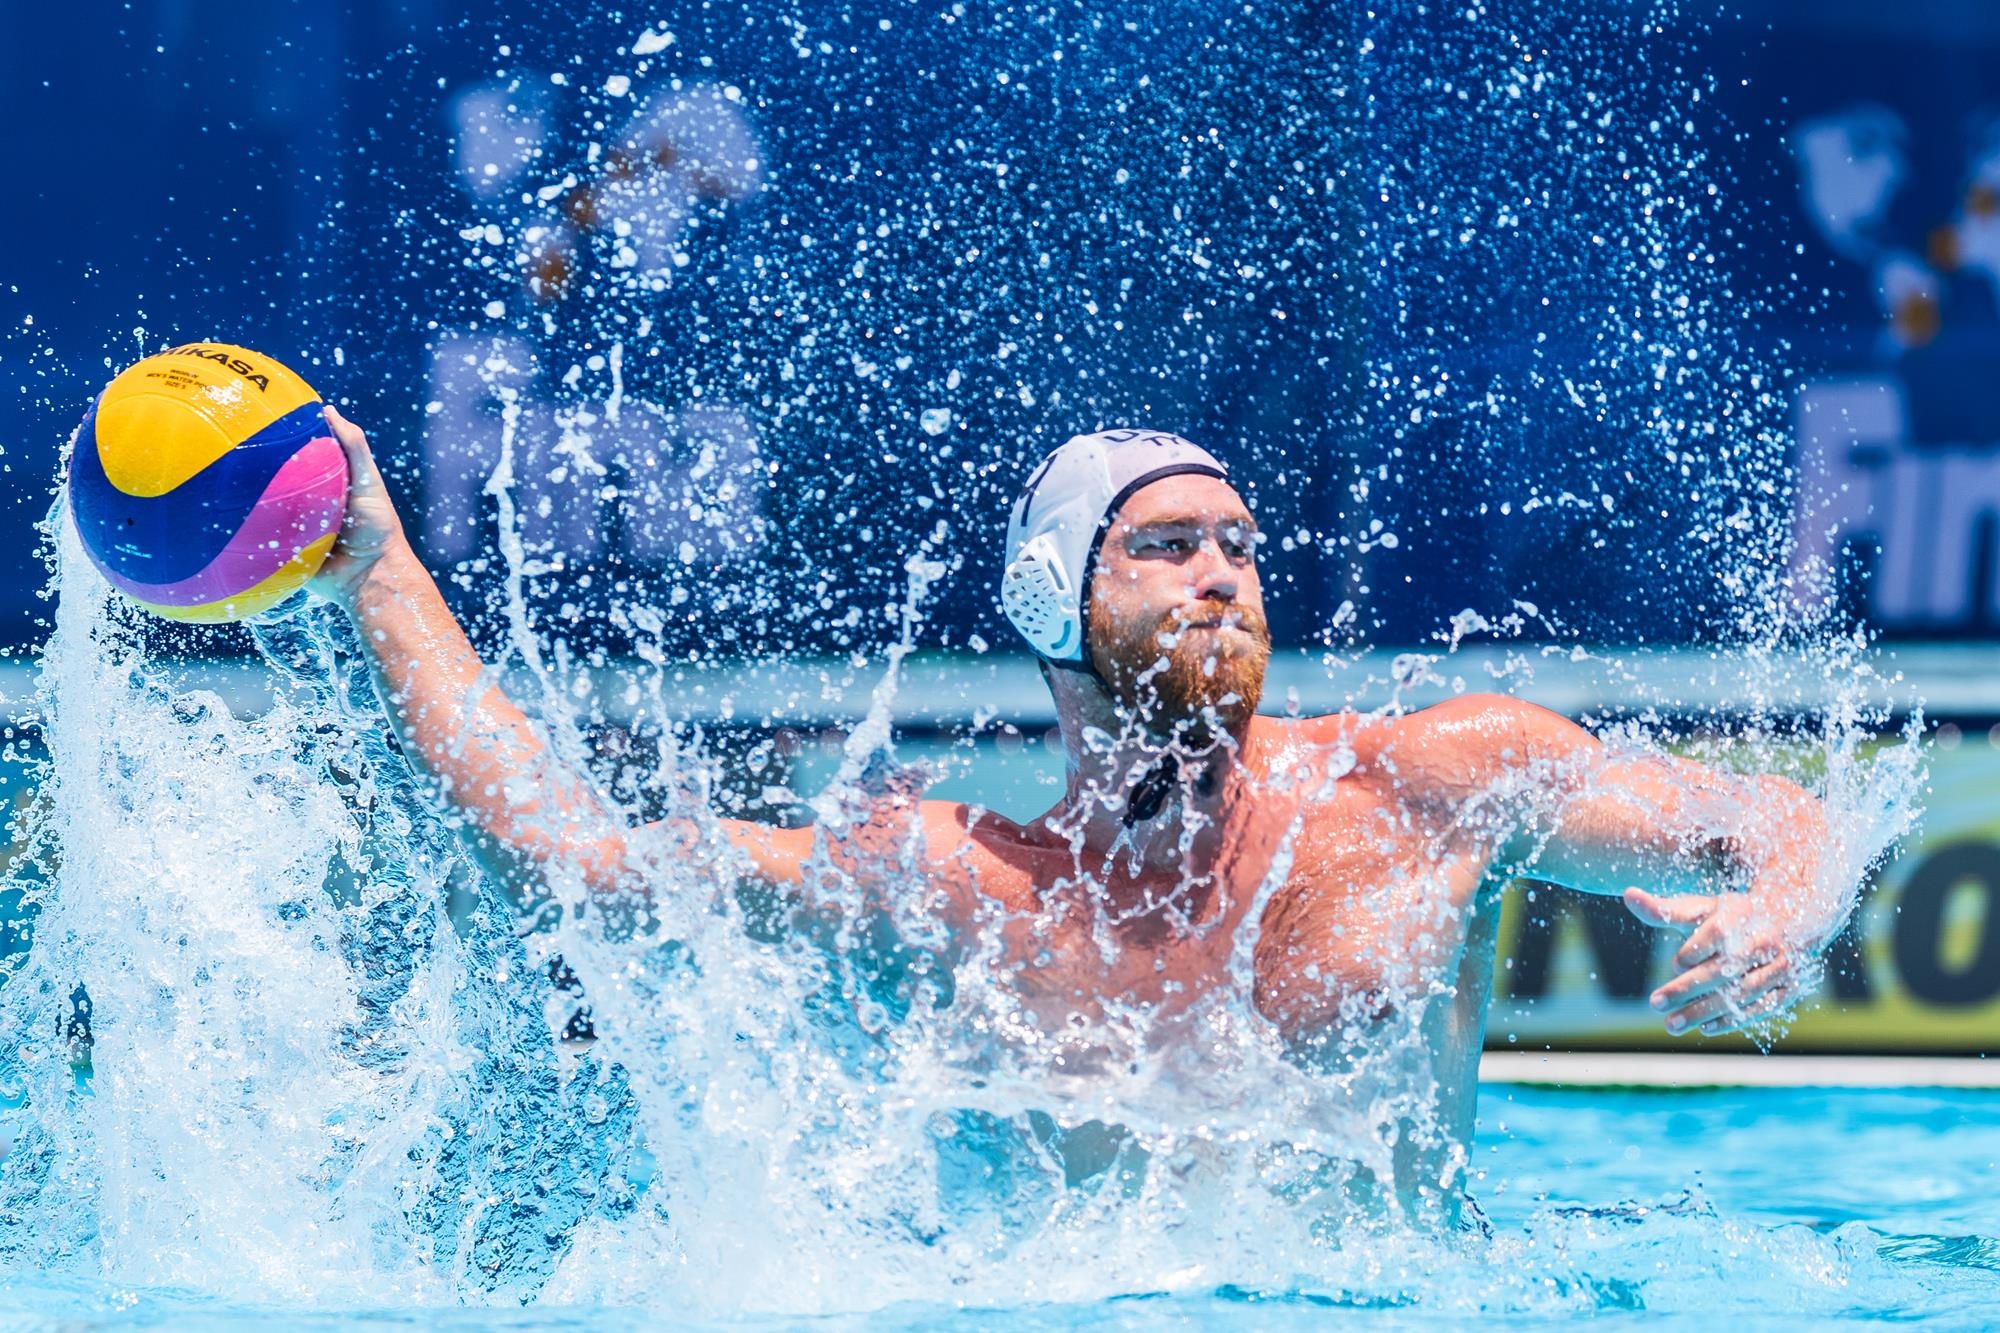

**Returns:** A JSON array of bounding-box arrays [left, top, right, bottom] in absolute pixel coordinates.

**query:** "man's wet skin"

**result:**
[[311, 409, 1837, 1208]]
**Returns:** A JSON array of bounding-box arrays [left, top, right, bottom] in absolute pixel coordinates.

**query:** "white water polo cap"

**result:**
[[1000, 428, 1229, 663]]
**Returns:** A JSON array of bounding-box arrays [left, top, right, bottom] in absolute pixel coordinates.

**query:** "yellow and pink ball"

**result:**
[[68, 344, 349, 623]]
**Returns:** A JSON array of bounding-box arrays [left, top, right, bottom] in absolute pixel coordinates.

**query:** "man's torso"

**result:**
[[881, 712, 1507, 1103]]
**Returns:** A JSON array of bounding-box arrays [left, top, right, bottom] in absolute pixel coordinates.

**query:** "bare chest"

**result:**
[[955, 782, 1490, 1026]]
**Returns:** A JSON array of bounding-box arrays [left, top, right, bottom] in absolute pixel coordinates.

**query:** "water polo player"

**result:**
[[311, 410, 1839, 1205]]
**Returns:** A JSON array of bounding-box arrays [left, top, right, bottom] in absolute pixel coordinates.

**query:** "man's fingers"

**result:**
[[1665, 959, 1790, 1034], [323, 406, 382, 486], [1732, 957, 1791, 1009], [1674, 914, 1727, 969], [1701, 983, 1793, 1036], [1623, 887, 1714, 931], [1664, 990, 1728, 1033], [1650, 957, 1725, 1012], [323, 403, 363, 446]]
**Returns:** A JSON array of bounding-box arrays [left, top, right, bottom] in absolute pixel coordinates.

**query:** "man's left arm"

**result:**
[[1425, 695, 1835, 1037]]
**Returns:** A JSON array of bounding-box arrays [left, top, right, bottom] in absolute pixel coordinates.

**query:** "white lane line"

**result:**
[[1480, 1051, 2000, 1089]]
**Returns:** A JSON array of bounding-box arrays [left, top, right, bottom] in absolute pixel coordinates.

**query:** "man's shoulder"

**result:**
[[915, 799, 1063, 912], [1389, 691, 1553, 738], [917, 799, 1051, 869], [1283, 693, 1569, 800], [1282, 692, 1538, 749]]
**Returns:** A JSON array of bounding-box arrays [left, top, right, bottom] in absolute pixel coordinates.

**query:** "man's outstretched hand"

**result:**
[[310, 406, 408, 610], [1625, 884, 1834, 1037], [1623, 772, 1835, 1038]]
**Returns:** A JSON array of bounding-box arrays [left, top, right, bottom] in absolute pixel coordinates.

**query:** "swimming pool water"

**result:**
[[4, 1081, 1993, 1329]]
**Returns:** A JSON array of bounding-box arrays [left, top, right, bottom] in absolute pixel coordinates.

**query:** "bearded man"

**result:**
[[311, 415, 1837, 1214]]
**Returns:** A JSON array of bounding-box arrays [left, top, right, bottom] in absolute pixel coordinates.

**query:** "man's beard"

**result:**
[[1090, 603, 1272, 749]]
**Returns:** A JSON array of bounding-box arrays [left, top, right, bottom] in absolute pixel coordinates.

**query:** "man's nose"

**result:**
[[1187, 540, 1238, 602]]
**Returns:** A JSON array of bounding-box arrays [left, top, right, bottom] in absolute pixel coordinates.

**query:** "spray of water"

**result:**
[[0, 0, 1934, 1319]]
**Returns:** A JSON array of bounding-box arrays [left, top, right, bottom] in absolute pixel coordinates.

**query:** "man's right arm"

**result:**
[[316, 406, 817, 906]]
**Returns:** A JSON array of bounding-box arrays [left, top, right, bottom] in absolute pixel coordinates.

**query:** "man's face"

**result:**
[[1085, 474, 1271, 745]]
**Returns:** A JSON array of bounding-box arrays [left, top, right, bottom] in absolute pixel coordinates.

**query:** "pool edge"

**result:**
[[1479, 1051, 2000, 1089]]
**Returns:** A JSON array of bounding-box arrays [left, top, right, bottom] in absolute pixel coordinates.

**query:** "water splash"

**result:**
[[0, 487, 1927, 1318], [0, 0, 1939, 1320]]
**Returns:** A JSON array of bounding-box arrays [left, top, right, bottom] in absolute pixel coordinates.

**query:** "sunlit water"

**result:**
[[4, 1085, 1996, 1327], [0, 0, 1961, 1323]]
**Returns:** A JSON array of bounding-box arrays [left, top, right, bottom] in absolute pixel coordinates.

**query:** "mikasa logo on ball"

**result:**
[[164, 344, 271, 392]]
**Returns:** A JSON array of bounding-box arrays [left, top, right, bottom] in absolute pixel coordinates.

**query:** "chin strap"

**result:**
[[1122, 748, 1224, 827], [1042, 654, 1099, 677], [1124, 753, 1181, 826]]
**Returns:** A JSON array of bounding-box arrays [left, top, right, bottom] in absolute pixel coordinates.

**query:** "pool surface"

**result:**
[[4, 1081, 1994, 1329]]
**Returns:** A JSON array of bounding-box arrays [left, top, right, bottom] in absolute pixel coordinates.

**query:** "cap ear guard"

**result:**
[[1000, 531, 1083, 660], [1000, 427, 1227, 668]]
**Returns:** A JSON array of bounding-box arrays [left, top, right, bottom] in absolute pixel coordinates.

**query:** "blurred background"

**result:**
[[2, 0, 1998, 1055]]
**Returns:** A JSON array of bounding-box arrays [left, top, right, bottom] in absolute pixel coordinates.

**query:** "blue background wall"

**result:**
[[3, 2, 1997, 656]]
